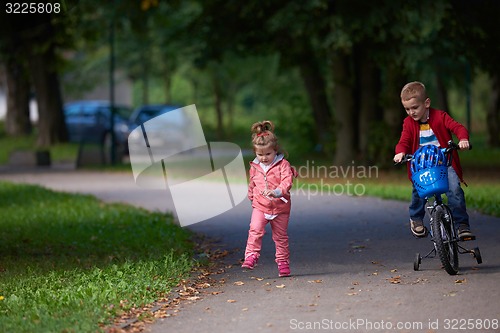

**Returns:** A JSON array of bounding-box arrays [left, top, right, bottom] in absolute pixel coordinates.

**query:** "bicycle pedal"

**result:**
[[459, 235, 476, 242]]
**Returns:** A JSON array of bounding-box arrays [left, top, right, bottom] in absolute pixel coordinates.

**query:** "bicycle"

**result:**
[[396, 141, 482, 275]]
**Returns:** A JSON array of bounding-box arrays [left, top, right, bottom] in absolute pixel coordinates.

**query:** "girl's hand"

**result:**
[[261, 189, 276, 198]]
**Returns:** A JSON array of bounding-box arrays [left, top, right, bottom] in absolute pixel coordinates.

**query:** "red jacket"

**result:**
[[248, 155, 295, 215], [395, 108, 469, 182]]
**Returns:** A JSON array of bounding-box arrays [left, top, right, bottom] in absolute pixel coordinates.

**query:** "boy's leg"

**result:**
[[446, 167, 473, 238], [244, 209, 268, 261], [409, 186, 427, 237]]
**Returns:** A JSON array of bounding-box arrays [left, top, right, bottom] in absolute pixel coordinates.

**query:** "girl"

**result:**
[[242, 120, 296, 277]]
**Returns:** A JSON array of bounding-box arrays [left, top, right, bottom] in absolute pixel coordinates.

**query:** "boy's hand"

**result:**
[[458, 140, 470, 150], [393, 152, 405, 163]]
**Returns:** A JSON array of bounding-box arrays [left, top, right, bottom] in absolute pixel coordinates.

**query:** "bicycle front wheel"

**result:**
[[431, 205, 459, 275]]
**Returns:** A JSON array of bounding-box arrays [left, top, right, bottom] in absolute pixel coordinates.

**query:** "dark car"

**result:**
[[64, 100, 132, 156], [128, 104, 182, 127], [128, 104, 197, 155]]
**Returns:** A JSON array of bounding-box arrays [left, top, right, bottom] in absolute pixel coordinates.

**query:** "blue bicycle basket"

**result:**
[[410, 145, 449, 198]]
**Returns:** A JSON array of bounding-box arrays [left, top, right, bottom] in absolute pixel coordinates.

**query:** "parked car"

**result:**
[[128, 104, 182, 127], [64, 100, 132, 157], [128, 104, 196, 156]]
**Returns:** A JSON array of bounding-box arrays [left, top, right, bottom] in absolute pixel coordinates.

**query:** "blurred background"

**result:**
[[0, 0, 499, 168]]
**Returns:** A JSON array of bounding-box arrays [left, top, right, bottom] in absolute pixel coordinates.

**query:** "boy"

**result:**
[[393, 81, 474, 240]]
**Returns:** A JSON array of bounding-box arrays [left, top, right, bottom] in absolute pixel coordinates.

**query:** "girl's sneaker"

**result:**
[[277, 261, 290, 277], [241, 254, 258, 269]]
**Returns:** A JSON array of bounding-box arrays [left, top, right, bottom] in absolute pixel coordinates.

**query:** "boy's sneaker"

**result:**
[[241, 254, 258, 270], [277, 261, 290, 277], [410, 219, 427, 238], [458, 224, 475, 241]]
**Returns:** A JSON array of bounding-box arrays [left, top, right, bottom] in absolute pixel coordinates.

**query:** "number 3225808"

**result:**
[[6, 3, 61, 14]]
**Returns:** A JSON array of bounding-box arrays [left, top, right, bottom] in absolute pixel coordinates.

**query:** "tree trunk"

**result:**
[[142, 52, 149, 105], [28, 44, 67, 147], [435, 73, 451, 114], [356, 49, 380, 160], [382, 66, 406, 138], [331, 53, 356, 165], [5, 60, 32, 136], [297, 42, 332, 152], [163, 63, 172, 104], [487, 74, 500, 147], [212, 74, 224, 140]]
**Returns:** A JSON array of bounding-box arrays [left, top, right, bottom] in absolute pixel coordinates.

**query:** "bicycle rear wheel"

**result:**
[[431, 205, 459, 275]]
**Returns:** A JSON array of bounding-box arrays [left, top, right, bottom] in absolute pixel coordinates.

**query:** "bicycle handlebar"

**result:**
[[394, 140, 472, 166]]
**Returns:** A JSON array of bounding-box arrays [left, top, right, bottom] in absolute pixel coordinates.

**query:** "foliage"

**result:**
[[3, 0, 500, 158], [0, 182, 194, 332]]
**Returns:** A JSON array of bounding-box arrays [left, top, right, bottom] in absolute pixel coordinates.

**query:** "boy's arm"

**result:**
[[443, 112, 469, 142], [394, 118, 413, 155]]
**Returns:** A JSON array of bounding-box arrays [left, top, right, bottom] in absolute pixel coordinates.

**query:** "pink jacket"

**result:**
[[248, 154, 296, 215]]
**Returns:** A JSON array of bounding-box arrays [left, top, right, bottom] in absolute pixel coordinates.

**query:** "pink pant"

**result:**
[[244, 209, 290, 263]]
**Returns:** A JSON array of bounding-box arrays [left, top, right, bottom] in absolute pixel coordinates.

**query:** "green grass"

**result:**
[[295, 173, 500, 217], [0, 182, 195, 332], [360, 179, 500, 217], [0, 128, 79, 165]]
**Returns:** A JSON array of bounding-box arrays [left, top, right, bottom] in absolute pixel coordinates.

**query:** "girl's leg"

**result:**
[[244, 209, 268, 260], [270, 214, 290, 263]]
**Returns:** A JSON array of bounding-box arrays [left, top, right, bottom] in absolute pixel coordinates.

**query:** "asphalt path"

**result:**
[[1, 167, 499, 333]]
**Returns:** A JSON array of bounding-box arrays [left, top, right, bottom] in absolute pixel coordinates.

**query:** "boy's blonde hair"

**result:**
[[250, 120, 282, 153], [400, 81, 427, 102]]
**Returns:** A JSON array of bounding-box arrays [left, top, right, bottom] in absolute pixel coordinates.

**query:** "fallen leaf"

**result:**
[[276, 284, 286, 288], [308, 280, 323, 284], [186, 296, 201, 301], [242, 308, 248, 311], [454, 279, 467, 284], [388, 276, 401, 284], [234, 281, 245, 286], [347, 292, 358, 296], [227, 299, 237, 303], [251, 277, 264, 281], [390, 269, 398, 273], [211, 291, 222, 295], [352, 281, 359, 285]]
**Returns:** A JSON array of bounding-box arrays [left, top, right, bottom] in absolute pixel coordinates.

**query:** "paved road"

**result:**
[[1, 167, 499, 333]]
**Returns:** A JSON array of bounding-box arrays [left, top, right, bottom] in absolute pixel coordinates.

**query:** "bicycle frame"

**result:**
[[426, 194, 477, 256], [397, 141, 482, 274]]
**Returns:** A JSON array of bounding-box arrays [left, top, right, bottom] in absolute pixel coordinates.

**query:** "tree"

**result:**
[[0, 13, 32, 137], [0, 7, 70, 146], [187, 0, 333, 148], [1, 38, 32, 136], [449, 0, 500, 147]]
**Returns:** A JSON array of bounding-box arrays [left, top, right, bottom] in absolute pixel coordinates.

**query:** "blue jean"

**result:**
[[409, 166, 469, 229]]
